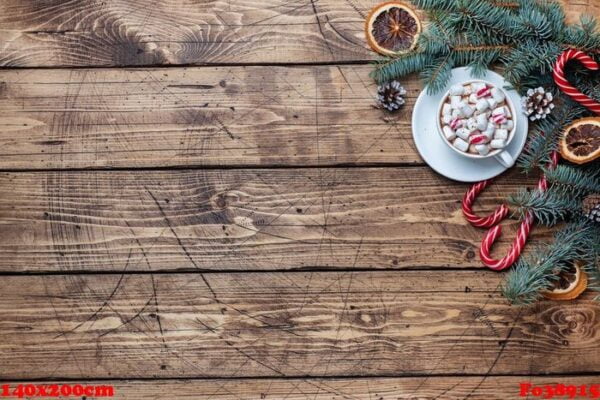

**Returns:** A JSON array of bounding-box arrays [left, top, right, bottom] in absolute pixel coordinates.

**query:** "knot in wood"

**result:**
[[212, 190, 249, 209]]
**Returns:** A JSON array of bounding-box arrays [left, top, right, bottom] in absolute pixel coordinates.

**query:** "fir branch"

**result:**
[[508, 187, 581, 226], [370, 53, 431, 84], [562, 16, 600, 52], [517, 98, 585, 172], [421, 53, 454, 94], [543, 165, 600, 196], [453, 45, 511, 52], [411, 0, 459, 12], [370, 0, 600, 95], [513, 6, 554, 40], [502, 220, 597, 305], [453, 1, 515, 39], [500, 39, 562, 85]]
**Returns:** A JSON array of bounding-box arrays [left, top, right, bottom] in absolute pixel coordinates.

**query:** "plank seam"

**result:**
[[2, 372, 599, 382], [0, 267, 494, 276], [0, 60, 375, 71], [0, 163, 425, 173]]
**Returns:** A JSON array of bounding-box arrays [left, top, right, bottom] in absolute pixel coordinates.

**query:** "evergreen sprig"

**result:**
[[502, 221, 599, 305], [508, 187, 581, 226], [369, 0, 600, 305], [371, 0, 600, 93], [543, 165, 600, 196], [516, 98, 585, 173]]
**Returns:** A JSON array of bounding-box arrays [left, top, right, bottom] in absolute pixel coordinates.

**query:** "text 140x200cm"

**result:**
[[1, 384, 114, 398]]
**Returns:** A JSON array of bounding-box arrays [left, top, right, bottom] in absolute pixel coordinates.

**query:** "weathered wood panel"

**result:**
[[0, 271, 598, 379], [9, 376, 600, 399], [0, 167, 550, 273], [0, 65, 423, 169], [0, 0, 376, 67], [0, 0, 594, 67]]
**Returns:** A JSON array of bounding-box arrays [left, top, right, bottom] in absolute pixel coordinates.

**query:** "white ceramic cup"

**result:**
[[437, 80, 517, 168]]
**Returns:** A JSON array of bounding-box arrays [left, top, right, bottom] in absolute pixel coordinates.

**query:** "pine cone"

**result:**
[[377, 80, 406, 112], [582, 194, 600, 224], [522, 87, 555, 121]]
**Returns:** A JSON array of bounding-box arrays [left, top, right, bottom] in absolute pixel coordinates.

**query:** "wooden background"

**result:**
[[0, 0, 599, 398]]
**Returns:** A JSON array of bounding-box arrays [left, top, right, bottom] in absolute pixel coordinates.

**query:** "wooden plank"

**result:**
[[0, 271, 599, 379], [0, 167, 550, 273], [564, 0, 600, 25], [6, 376, 600, 399], [0, 0, 377, 67], [0, 0, 594, 67], [0, 65, 423, 169]]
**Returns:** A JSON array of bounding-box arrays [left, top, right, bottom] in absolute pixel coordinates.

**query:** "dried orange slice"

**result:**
[[365, 1, 421, 56], [559, 117, 600, 164], [543, 261, 588, 301]]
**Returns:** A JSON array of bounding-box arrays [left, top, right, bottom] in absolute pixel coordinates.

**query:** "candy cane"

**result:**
[[479, 151, 560, 270], [462, 180, 509, 228], [553, 49, 600, 113], [464, 50, 599, 271]]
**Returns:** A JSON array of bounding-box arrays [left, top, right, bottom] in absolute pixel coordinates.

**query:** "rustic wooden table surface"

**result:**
[[0, 0, 599, 399]]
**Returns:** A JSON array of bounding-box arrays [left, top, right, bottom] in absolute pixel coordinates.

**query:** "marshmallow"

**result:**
[[491, 107, 507, 124], [501, 120, 514, 130], [494, 129, 508, 140], [475, 99, 490, 112], [450, 96, 463, 108], [476, 87, 491, 98], [442, 126, 456, 141], [472, 82, 486, 93], [466, 118, 478, 132], [449, 118, 463, 130], [475, 144, 490, 156], [439, 81, 513, 156], [449, 84, 465, 96], [492, 114, 507, 125], [491, 87, 505, 102], [442, 103, 453, 116], [469, 134, 488, 145], [490, 139, 506, 149], [461, 104, 475, 118], [456, 128, 470, 141], [476, 114, 488, 131], [492, 106, 506, 116], [453, 138, 469, 152]]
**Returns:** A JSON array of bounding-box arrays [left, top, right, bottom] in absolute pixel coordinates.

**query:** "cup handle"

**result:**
[[494, 150, 515, 168]]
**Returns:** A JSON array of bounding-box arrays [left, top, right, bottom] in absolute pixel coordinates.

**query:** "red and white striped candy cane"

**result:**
[[462, 180, 509, 228], [479, 151, 560, 270], [553, 49, 600, 114], [463, 50, 599, 271]]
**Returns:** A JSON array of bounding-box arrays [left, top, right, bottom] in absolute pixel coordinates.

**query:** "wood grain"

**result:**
[[0, 167, 551, 273], [0, 0, 595, 67], [0, 65, 423, 169], [8, 376, 600, 399], [1, 271, 599, 379], [0, 0, 377, 67]]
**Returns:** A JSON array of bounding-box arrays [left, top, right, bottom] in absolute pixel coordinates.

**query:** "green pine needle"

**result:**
[[502, 221, 598, 305], [508, 187, 581, 226], [371, 0, 600, 94]]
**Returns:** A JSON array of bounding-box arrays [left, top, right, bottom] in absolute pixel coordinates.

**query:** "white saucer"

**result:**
[[412, 67, 528, 182]]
